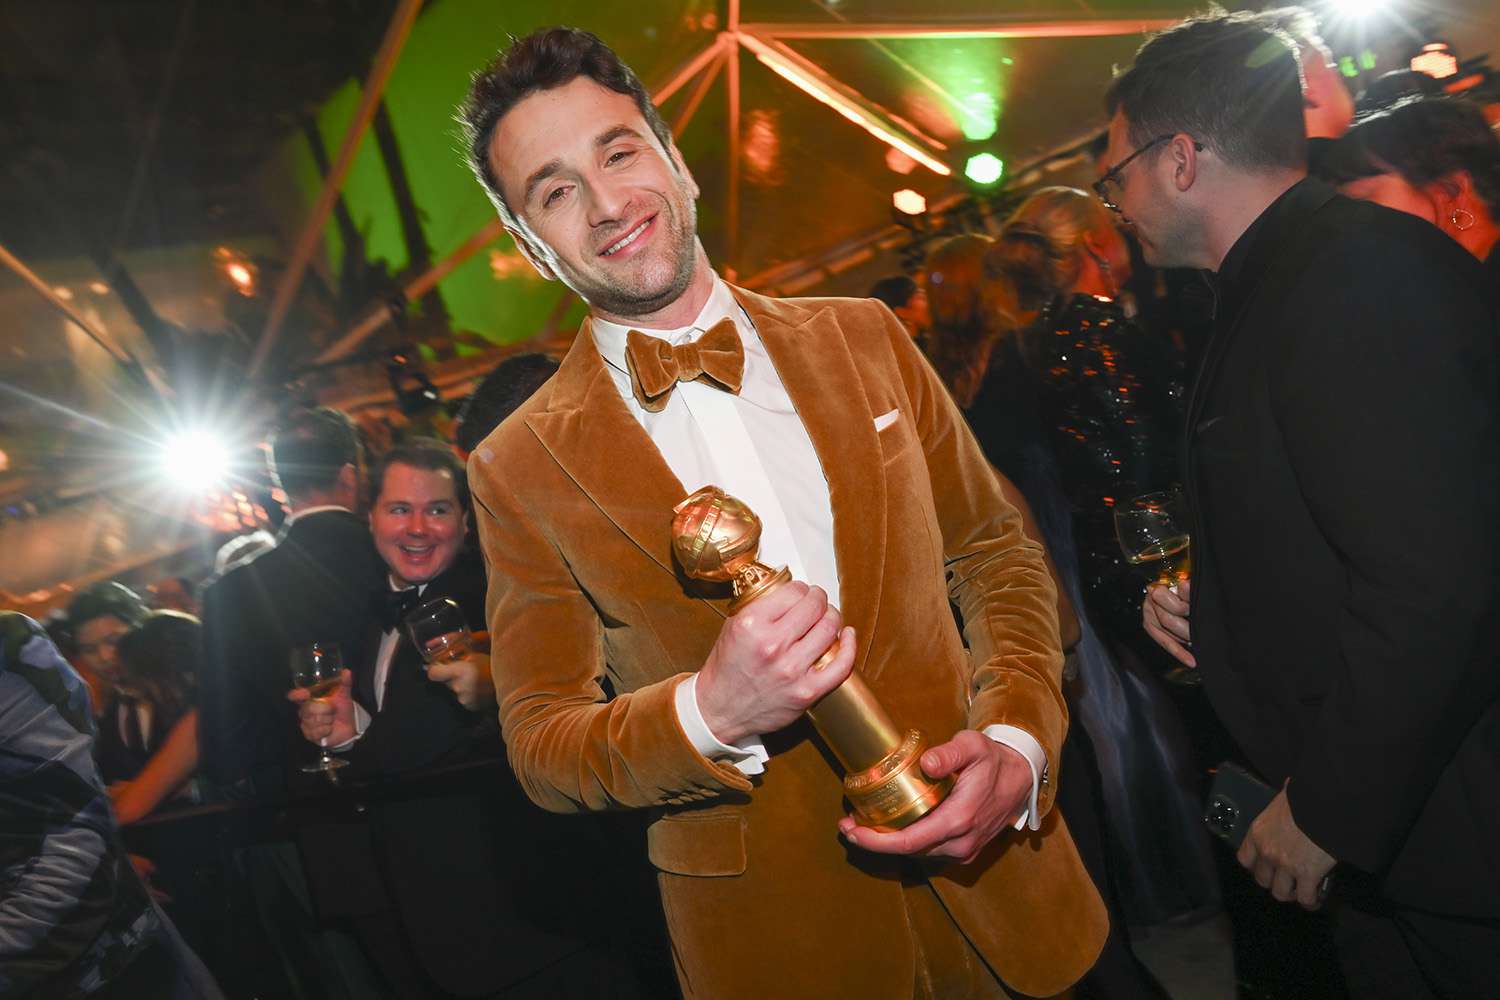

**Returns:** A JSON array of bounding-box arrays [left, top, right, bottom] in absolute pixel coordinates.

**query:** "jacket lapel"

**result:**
[[524, 320, 695, 587], [733, 287, 888, 679], [351, 619, 386, 714]]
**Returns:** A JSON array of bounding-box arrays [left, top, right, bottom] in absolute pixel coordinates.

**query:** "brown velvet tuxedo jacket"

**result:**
[[469, 286, 1106, 999]]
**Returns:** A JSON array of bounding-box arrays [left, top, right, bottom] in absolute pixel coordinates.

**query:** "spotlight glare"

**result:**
[[965, 152, 1005, 186], [892, 189, 928, 215], [1326, 0, 1388, 18], [160, 430, 230, 492], [1411, 43, 1458, 79]]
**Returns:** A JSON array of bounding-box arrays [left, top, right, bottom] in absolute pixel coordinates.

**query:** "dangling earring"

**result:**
[[1451, 207, 1476, 232], [1086, 246, 1119, 299]]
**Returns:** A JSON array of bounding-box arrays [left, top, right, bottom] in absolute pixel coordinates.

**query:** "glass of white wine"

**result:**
[[403, 598, 472, 669], [289, 642, 349, 775], [1115, 490, 1198, 686]]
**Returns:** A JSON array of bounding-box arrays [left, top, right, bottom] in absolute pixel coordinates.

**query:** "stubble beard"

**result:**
[[565, 189, 701, 320], [1136, 210, 1199, 271]]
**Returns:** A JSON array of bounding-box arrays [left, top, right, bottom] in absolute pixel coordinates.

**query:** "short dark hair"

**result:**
[[457, 27, 675, 222], [455, 353, 560, 454], [1105, 10, 1307, 171], [66, 581, 148, 635], [116, 610, 199, 722], [368, 437, 470, 514], [269, 407, 361, 500], [1317, 96, 1500, 218], [1356, 69, 1442, 115], [867, 276, 919, 311]]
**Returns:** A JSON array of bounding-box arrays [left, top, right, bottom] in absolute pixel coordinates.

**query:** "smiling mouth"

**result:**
[[600, 216, 654, 256], [399, 544, 434, 558]]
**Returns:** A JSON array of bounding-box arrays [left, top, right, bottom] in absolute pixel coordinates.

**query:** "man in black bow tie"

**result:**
[[291, 439, 663, 999], [294, 439, 493, 754]]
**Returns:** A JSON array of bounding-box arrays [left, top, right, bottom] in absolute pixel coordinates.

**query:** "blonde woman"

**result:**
[[985, 186, 1184, 647], [975, 189, 1219, 968]]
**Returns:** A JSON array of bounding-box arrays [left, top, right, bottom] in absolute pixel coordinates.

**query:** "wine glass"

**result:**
[[403, 598, 472, 669], [289, 642, 349, 775], [1115, 490, 1199, 686]]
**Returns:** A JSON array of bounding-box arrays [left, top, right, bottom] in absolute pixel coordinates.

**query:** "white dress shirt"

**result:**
[[117, 700, 153, 753], [590, 275, 1046, 829], [336, 578, 426, 748]]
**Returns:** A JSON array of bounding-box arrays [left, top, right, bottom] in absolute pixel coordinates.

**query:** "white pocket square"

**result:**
[[873, 408, 901, 432]]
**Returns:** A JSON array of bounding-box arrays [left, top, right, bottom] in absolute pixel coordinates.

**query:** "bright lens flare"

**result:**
[[965, 152, 1005, 185], [160, 430, 230, 491], [1326, 0, 1388, 18], [892, 189, 928, 215]]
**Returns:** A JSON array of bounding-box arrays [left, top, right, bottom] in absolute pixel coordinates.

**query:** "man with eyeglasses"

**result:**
[[1109, 10, 1500, 998]]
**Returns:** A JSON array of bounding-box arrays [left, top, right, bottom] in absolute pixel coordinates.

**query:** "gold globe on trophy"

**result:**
[[671, 486, 952, 830]]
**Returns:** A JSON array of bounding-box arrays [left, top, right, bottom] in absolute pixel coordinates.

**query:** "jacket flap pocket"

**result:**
[[647, 810, 747, 877]]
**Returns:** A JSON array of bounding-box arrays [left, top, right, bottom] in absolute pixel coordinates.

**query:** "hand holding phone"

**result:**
[[1205, 761, 1277, 849]]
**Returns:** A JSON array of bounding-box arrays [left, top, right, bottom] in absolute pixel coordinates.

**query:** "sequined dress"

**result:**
[[964, 295, 1214, 929], [975, 294, 1185, 646]]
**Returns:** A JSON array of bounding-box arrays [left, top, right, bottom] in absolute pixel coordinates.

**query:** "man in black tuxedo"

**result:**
[[199, 406, 384, 800], [1110, 12, 1500, 998], [195, 406, 387, 998], [292, 439, 667, 999]]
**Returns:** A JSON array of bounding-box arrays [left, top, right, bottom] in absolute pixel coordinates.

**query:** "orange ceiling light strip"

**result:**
[[740, 19, 1179, 40], [737, 31, 952, 176]]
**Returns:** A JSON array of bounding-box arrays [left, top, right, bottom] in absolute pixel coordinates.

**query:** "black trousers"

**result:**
[[1332, 898, 1500, 1000]]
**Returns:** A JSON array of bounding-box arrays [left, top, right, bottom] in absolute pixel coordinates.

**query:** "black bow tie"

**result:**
[[375, 587, 420, 631]]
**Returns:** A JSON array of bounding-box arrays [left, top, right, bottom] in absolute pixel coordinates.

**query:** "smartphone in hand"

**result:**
[[1205, 761, 1277, 849]]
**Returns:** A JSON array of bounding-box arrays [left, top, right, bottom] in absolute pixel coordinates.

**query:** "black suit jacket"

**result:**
[[198, 509, 384, 800], [1187, 178, 1500, 917], [299, 549, 632, 997]]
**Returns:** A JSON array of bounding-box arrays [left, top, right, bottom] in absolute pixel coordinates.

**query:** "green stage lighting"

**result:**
[[965, 152, 1004, 185]]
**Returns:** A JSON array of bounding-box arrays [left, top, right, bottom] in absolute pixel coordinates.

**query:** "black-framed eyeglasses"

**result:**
[[1093, 134, 1203, 213]]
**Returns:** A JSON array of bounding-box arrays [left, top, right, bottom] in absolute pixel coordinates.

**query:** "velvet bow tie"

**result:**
[[375, 586, 420, 632], [624, 319, 745, 413]]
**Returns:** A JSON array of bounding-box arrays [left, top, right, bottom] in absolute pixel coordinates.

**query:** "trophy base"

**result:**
[[844, 729, 953, 831]]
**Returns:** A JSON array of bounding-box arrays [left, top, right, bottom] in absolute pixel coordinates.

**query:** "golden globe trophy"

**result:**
[[671, 486, 952, 830]]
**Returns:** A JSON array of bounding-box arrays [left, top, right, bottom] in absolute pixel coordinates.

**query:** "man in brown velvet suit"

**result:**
[[458, 27, 1106, 1000]]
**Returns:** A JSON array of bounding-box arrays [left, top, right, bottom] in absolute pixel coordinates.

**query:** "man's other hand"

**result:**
[[837, 730, 1031, 865], [427, 650, 496, 711], [695, 581, 855, 746], [1143, 579, 1196, 668], [1238, 782, 1337, 910], [287, 668, 356, 746]]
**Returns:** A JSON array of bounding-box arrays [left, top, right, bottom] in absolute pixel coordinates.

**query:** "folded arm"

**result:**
[[844, 304, 1065, 866], [884, 304, 1066, 803]]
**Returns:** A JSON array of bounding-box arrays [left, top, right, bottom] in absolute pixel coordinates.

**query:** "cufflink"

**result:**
[[1040, 763, 1050, 787]]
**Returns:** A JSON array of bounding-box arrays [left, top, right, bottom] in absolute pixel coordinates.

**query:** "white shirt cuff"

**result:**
[[329, 702, 370, 752], [982, 724, 1047, 831], [674, 675, 769, 775]]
